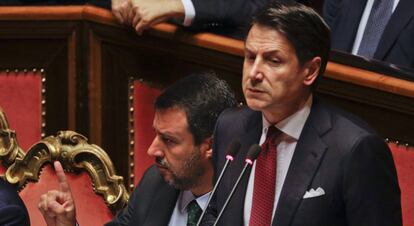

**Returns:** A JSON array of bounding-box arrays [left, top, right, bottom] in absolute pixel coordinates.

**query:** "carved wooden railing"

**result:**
[[0, 108, 25, 168]]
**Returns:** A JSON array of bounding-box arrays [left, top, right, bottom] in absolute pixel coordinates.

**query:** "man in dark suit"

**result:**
[[324, 0, 414, 68], [203, 2, 402, 226], [0, 178, 30, 226], [38, 71, 236, 226]]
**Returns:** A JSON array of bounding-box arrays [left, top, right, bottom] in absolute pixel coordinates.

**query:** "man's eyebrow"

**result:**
[[244, 46, 257, 55], [244, 46, 281, 56], [158, 130, 180, 140]]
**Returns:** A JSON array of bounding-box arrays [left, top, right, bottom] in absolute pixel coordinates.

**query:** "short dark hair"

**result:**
[[155, 71, 237, 145], [251, 1, 330, 83]]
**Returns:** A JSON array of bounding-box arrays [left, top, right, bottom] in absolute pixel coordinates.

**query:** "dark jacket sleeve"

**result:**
[[342, 135, 402, 226], [0, 205, 30, 226], [190, 0, 268, 30], [322, 0, 343, 28], [105, 166, 158, 226], [0, 179, 30, 226]]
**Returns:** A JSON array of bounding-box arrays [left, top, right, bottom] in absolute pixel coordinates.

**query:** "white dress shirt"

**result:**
[[351, 0, 400, 54], [243, 95, 313, 226], [180, 0, 196, 26], [168, 190, 210, 226]]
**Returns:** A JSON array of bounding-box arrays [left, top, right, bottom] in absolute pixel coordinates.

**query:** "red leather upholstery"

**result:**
[[132, 81, 161, 184], [20, 164, 113, 226], [0, 70, 42, 173], [389, 143, 414, 226]]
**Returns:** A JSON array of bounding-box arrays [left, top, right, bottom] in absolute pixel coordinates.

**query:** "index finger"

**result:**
[[54, 161, 71, 193]]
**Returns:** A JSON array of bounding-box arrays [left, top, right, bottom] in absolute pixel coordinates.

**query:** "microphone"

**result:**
[[196, 140, 241, 226], [213, 144, 261, 226]]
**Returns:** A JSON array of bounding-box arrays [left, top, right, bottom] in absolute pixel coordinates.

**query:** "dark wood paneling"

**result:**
[[0, 21, 75, 136], [318, 76, 414, 144]]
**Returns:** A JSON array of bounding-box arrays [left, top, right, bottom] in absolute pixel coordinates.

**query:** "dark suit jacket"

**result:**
[[324, 0, 414, 68], [204, 97, 402, 226], [190, 0, 310, 32], [0, 179, 30, 226], [189, 0, 268, 30], [107, 165, 179, 226]]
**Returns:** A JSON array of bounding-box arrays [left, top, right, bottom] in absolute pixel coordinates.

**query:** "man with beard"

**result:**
[[37, 71, 237, 226]]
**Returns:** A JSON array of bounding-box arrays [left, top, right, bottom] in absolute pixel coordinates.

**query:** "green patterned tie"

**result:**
[[187, 200, 202, 226]]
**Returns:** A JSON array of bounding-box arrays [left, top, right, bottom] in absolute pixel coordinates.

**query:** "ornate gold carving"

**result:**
[[0, 107, 25, 168], [4, 130, 129, 213]]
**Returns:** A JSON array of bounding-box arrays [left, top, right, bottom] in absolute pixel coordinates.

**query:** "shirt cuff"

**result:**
[[180, 0, 195, 26]]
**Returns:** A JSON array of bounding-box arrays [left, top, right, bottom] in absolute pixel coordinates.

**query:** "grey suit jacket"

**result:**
[[107, 165, 179, 226], [325, 0, 414, 68], [204, 97, 402, 226]]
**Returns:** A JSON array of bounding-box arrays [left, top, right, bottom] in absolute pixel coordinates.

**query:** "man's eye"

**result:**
[[268, 58, 280, 64], [162, 137, 175, 145]]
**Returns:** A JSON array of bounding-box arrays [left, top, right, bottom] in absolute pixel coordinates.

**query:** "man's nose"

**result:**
[[248, 57, 264, 82], [147, 136, 164, 158]]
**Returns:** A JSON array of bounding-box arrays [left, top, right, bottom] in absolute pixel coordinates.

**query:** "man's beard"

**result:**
[[156, 148, 205, 190]]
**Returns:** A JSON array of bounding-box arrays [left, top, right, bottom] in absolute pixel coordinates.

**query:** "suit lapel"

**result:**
[[223, 111, 262, 225], [143, 184, 179, 226], [331, 0, 367, 51], [272, 99, 330, 226], [374, 0, 414, 60]]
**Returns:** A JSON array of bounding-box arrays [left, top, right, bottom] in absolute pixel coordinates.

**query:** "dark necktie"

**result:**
[[187, 200, 202, 226], [249, 126, 281, 226], [357, 0, 394, 58]]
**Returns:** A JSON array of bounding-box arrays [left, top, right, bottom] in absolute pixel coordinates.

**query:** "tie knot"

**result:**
[[187, 200, 202, 226], [265, 126, 281, 146]]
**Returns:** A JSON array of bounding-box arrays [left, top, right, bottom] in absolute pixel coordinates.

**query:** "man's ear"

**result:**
[[201, 136, 213, 159], [303, 56, 321, 86]]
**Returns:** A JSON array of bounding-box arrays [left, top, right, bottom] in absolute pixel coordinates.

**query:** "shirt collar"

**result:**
[[178, 190, 211, 213], [262, 95, 313, 140]]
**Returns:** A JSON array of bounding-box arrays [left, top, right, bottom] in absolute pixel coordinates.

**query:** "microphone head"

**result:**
[[225, 139, 241, 161], [245, 144, 261, 165]]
